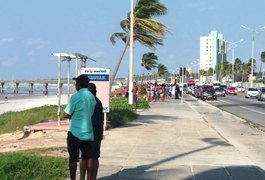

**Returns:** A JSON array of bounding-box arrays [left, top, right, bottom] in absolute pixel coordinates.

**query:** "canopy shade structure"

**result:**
[[52, 52, 96, 126]]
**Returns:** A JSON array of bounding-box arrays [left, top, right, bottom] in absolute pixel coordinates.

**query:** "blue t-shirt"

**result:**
[[64, 88, 96, 141]]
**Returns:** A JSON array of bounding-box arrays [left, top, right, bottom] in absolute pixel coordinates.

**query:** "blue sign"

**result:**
[[87, 74, 109, 81]]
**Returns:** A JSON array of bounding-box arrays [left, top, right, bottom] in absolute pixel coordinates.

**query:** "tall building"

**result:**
[[200, 30, 227, 81]]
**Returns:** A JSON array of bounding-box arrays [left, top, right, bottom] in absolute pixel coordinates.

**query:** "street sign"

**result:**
[[81, 68, 110, 113]]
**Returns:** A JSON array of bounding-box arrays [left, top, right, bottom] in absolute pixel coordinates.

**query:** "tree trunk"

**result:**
[[141, 67, 145, 86], [110, 37, 130, 88]]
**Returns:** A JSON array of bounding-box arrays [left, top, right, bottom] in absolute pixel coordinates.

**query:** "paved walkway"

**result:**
[[2, 94, 265, 179], [97, 97, 265, 180]]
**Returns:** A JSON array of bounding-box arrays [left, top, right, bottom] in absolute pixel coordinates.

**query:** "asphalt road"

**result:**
[[203, 93, 265, 129]]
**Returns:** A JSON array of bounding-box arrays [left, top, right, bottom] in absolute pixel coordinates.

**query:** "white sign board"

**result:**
[[81, 68, 110, 112]]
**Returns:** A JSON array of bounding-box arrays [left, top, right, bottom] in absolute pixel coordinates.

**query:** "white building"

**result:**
[[200, 30, 227, 81]]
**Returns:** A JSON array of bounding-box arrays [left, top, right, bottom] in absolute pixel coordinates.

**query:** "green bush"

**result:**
[[137, 98, 150, 109], [107, 97, 150, 128], [0, 152, 68, 180]]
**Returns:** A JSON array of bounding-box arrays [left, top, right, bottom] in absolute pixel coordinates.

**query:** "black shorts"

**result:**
[[67, 131, 92, 162], [80, 140, 102, 159]]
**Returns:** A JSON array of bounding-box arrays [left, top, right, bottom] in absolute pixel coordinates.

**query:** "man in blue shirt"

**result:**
[[79, 82, 104, 180], [64, 74, 96, 180]]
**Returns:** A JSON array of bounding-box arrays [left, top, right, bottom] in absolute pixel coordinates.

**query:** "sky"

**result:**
[[1, 0, 265, 80]]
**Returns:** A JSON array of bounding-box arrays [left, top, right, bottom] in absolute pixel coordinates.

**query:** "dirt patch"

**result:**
[[0, 129, 67, 156]]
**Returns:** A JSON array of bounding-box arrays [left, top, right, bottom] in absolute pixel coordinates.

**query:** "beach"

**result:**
[[0, 94, 69, 115], [0, 94, 70, 154]]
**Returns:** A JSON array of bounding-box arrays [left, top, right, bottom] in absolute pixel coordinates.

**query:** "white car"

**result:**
[[245, 87, 259, 98], [237, 86, 245, 92]]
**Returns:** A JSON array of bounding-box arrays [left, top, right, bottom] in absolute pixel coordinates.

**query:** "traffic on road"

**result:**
[[185, 83, 265, 129]]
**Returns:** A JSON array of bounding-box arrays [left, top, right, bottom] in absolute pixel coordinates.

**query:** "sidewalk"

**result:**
[[97, 97, 265, 180]]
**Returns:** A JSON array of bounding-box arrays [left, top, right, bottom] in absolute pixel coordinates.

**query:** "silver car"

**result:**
[[257, 87, 265, 101], [245, 87, 259, 98]]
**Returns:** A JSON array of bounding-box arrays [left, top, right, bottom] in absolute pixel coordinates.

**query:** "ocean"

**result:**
[[0, 82, 75, 99]]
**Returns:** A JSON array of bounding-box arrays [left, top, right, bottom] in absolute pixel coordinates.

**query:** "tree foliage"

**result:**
[[110, 0, 170, 85]]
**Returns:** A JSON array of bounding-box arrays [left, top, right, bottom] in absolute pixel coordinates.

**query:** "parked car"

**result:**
[[236, 86, 245, 92], [257, 87, 265, 101], [245, 87, 259, 98], [225, 87, 237, 95], [215, 87, 226, 97]]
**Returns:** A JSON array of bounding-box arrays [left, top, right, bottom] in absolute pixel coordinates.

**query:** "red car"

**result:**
[[225, 87, 237, 95]]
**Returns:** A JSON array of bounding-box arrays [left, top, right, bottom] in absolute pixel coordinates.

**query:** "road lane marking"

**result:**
[[240, 106, 265, 115], [219, 99, 265, 115], [219, 100, 233, 104]]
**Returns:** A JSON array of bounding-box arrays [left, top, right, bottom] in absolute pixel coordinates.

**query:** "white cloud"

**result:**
[[0, 37, 14, 44], [78, 50, 104, 61], [26, 39, 48, 45], [189, 1, 216, 12], [26, 39, 48, 56], [90, 51, 104, 59]]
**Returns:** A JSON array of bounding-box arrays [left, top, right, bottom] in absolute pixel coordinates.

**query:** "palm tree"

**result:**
[[261, 51, 265, 63], [141, 52, 158, 85], [260, 51, 265, 76], [110, 0, 169, 86], [157, 63, 168, 78]]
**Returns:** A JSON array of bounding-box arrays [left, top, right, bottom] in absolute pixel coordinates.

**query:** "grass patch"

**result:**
[[0, 105, 66, 134], [108, 97, 150, 128], [23, 147, 67, 155], [0, 152, 68, 180], [0, 97, 150, 134]]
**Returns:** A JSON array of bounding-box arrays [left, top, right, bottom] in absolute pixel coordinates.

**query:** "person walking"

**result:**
[[64, 75, 96, 180], [79, 83, 104, 180], [131, 82, 140, 111], [175, 84, 180, 99]]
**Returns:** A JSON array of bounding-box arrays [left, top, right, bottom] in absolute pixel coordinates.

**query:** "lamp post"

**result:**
[[226, 39, 243, 83], [197, 59, 200, 82], [128, 0, 135, 104], [191, 62, 196, 80], [217, 47, 225, 82], [241, 25, 265, 87]]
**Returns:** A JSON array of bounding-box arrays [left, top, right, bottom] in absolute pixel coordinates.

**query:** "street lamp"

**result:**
[[218, 48, 225, 82], [241, 24, 265, 87], [191, 62, 196, 80], [226, 39, 243, 82], [128, 0, 135, 104], [197, 59, 200, 82]]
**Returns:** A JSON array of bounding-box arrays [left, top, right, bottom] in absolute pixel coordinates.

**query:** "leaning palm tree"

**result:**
[[261, 51, 265, 63], [157, 63, 168, 79], [141, 52, 158, 85], [110, 0, 169, 86], [260, 51, 265, 75]]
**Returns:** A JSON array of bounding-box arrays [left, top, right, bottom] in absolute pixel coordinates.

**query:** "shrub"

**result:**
[[107, 97, 150, 128], [0, 152, 68, 180]]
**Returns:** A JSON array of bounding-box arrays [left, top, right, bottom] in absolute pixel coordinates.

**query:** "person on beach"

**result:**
[[79, 82, 104, 180], [64, 74, 96, 180]]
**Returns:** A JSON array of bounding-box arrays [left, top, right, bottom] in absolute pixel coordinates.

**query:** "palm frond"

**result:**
[[110, 32, 127, 45]]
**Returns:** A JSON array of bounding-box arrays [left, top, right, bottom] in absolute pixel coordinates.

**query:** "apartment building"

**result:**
[[200, 30, 227, 81]]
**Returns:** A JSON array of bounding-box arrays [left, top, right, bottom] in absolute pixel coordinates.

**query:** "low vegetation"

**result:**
[[0, 97, 149, 133], [0, 152, 68, 180], [108, 97, 149, 127], [0, 105, 65, 134], [0, 97, 150, 179]]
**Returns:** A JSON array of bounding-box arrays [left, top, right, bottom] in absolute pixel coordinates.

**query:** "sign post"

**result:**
[[81, 68, 110, 131]]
